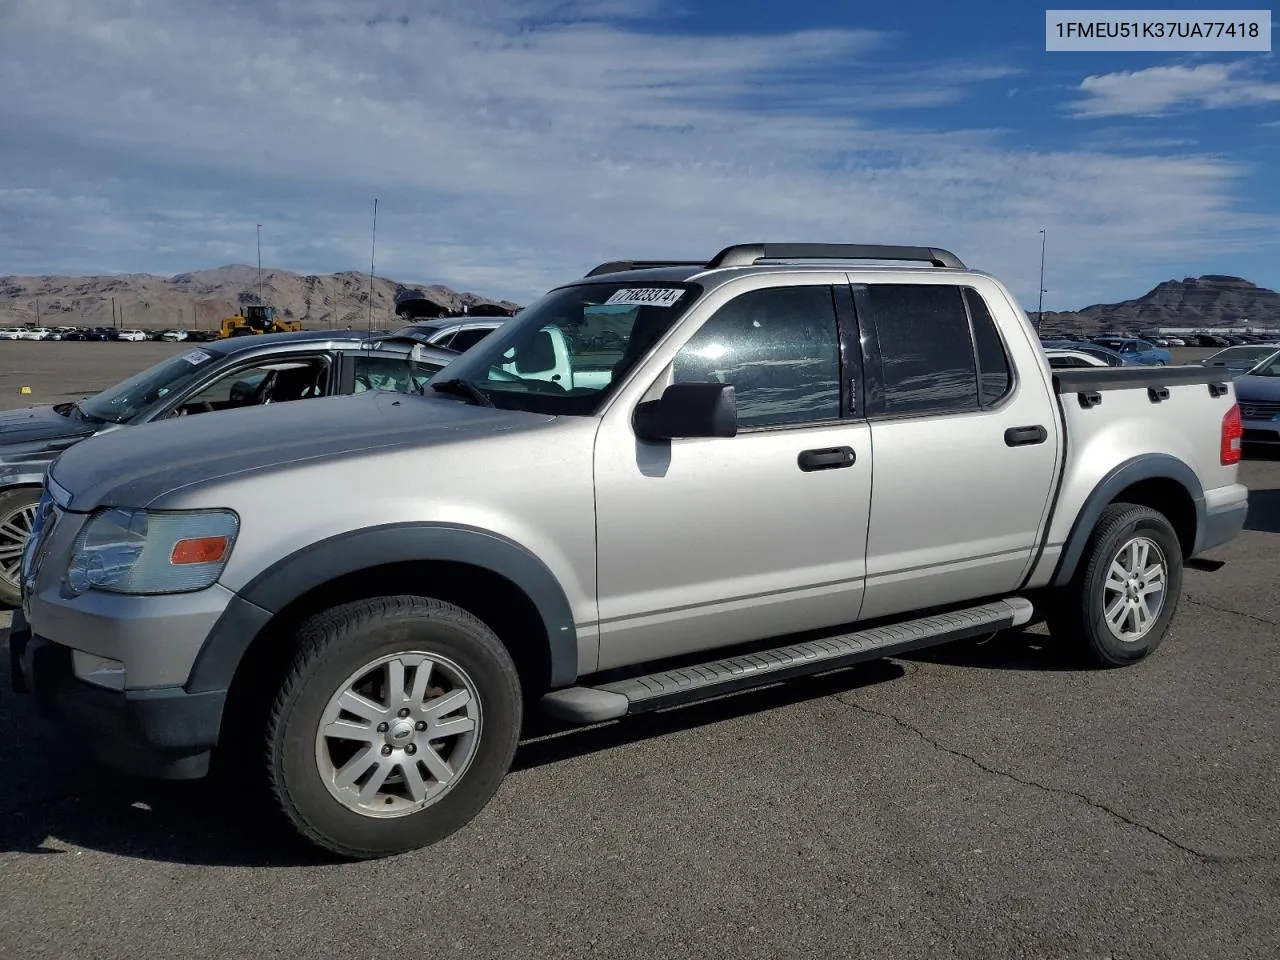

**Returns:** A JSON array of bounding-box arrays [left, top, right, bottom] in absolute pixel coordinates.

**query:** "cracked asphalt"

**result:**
[[2, 347, 1279, 959]]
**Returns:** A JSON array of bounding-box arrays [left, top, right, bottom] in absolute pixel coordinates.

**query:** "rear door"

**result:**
[[854, 279, 1061, 621], [592, 279, 874, 671]]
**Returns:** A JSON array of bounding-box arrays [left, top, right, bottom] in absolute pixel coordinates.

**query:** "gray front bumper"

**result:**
[[9, 607, 225, 779]]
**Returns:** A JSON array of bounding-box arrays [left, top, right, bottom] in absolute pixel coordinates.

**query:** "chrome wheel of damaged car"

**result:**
[[1102, 536, 1167, 643], [315, 651, 482, 817], [0, 489, 40, 604]]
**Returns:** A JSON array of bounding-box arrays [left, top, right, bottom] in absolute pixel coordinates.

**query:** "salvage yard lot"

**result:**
[[1, 343, 1278, 958]]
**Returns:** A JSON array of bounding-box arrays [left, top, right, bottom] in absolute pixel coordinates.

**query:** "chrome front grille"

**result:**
[[1239, 399, 1280, 419]]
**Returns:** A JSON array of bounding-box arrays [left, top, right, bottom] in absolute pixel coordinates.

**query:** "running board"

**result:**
[[540, 598, 1034, 724]]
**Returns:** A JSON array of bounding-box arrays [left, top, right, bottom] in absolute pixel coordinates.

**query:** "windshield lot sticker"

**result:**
[[605, 288, 685, 308], [180, 349, 214, 365]]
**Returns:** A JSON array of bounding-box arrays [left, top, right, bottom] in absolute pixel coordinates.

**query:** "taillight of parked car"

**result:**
[[1221, 403, 1243, 465]]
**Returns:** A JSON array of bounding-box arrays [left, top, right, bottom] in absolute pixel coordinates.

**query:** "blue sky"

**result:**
[[1, 0, 1277, 309]]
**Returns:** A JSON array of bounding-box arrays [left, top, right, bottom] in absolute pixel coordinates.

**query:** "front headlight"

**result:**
[[66, 508, 239, 596]]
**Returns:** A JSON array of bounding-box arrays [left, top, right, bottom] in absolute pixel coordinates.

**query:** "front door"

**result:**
[[592, 281, 873, 672]]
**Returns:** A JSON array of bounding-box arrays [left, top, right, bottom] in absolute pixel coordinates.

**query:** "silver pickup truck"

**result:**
[[12, 243, 1248, 859]]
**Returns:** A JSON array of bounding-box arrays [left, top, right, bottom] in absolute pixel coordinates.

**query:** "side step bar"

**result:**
[[540, 598, 1034, 724]]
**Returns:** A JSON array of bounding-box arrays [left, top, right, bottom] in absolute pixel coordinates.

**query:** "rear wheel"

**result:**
[[267, 595, 521, 859], [1046, 503, 1183, 667], [0, 487, 40, 607]]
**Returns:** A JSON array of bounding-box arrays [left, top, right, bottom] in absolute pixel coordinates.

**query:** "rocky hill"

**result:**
[[0, 265, 521, 331], [1038, 275, 1280, 335]]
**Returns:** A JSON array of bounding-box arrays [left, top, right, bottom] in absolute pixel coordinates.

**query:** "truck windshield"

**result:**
[[429, 281, 701, 415], [77, 348, 221, 423]]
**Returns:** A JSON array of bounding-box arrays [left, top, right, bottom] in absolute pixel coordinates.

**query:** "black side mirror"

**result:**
[[633, 382, 737, 441]]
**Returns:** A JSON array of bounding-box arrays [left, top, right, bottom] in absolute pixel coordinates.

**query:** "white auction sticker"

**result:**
[[180, 349, 214, 365], [605, 288, 686, 308]]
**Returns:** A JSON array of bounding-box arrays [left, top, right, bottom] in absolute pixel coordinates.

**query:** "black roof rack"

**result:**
[[584, 260, 707, 278], [705, 243, 965, 270], [583, 245, 966, 278]]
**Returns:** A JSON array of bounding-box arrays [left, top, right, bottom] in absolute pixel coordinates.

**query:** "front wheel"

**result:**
[[1046, 503, 1183, 667], [267, 596, 522, 859], [0, 487, 41, 607]]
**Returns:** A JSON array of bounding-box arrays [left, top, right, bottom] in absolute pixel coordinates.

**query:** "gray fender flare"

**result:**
[[1051, 454, 1205, 587], [185, 523, 580, 694]]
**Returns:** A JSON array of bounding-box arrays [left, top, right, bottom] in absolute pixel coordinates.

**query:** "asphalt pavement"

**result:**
[[1, 343, 1277, 959]]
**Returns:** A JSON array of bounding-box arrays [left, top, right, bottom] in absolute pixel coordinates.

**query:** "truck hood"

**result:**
[[1232, 375, 1280, 403], [0, 404, 98, 452], [49, 390, 555, 511]]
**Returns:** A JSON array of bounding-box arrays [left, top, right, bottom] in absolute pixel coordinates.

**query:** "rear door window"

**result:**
[[862, 284, 978, 415], [352, 353, 448, 393], [965, 288, 1013, 406]]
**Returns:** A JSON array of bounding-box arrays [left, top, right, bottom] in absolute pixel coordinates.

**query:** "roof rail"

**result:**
[[584, 259, 707, 278], [705, 243, 966, 270]]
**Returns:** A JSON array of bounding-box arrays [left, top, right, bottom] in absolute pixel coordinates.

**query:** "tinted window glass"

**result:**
[[865, 284, 977, 415], [447, 328, 492, 352], [965, 288, 1013, 405], [672, 285, 840, 428]]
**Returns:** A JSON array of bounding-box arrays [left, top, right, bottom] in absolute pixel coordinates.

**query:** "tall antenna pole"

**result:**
[[367, 198, 378, 331], [1036, 228, 1046, 330], [256, 223, 263, 305]]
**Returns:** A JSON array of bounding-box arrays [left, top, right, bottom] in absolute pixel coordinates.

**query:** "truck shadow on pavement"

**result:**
[[899, 627, 1085, 672], [0, 638, 910, 868], [1244, 487, 1280, 534]]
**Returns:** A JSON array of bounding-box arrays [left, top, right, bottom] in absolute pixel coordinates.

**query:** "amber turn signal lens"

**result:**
[[170, 535, 229, 565]]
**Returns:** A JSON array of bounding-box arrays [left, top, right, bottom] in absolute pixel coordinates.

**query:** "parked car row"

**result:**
[[1039, 337, 1145, 368], [9, 243, 1251, 861], [1175, 331, 1280, 348], [0, 325, 225, 342]]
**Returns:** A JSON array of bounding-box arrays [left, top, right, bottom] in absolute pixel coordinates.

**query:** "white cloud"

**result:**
[[0, 0, 1273, 309], [1068, 62, 1280, 118]]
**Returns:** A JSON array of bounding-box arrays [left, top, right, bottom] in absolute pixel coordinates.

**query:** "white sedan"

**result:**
[[1044, 348, 1109, 369]]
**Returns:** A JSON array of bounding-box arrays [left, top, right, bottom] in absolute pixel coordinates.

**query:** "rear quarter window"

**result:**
[[964, 288, 1013, 406]]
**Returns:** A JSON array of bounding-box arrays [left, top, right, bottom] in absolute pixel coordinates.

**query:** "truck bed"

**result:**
[[1025, 361, 1244, 591]]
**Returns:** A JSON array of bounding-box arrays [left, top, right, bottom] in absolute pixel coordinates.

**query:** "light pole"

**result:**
[[1036, 228, 1047, 329], [367, 198, 378, 331], [257, 222, 264, 304]]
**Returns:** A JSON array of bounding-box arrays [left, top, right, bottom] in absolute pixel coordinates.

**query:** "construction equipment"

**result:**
[[217, 305, 303, 339]]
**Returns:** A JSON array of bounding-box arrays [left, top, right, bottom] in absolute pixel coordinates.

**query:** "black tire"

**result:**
[[1046, 503, 1183, 667], [0, 486, 41, 607], [266, 595, 522, 859]]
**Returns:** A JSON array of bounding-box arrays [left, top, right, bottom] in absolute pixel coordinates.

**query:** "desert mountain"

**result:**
[[1038, 275, 1280, 334], [0, 265, 521, 331]]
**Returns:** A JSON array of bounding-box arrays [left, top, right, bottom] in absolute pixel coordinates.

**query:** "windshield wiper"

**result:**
[[430, 378, 495, 407]]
